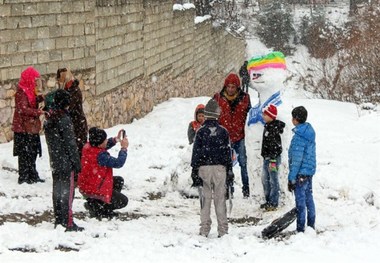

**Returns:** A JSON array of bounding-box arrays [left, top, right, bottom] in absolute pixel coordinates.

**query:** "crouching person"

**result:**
[[78, 127, 129, 219]]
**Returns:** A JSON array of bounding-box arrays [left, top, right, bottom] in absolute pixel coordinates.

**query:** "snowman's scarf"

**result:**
[[247, 90, 282, 126]]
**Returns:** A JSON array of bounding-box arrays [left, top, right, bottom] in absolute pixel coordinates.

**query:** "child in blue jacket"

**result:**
[[288, 106, 316, 232]]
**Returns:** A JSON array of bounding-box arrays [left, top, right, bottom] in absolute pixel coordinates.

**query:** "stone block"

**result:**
[[49, 1, 62, 13], [49, 25, 62, 38], [56, 37, 68, 49], [0, 4, 11, 16], [73, 24, 85, 36], [73, 48, 84, 59], [23, 3, 38, 15], [24, 52, 38, 65], [49, 50, 62, 61], [11, 3, 23, 16], [62, 49, 74, 60], [38, 51, 49, 63], [37, 2, 49, 14], [0, 55, 11, 68], [56, 14, 68, 25], [11, 53, 24, 66]]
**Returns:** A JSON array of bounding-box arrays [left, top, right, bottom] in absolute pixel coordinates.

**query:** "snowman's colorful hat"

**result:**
[[247, 51, 286, 74]]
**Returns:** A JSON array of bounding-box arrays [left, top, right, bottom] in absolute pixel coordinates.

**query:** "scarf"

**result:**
[[18, 67, 40, 108]]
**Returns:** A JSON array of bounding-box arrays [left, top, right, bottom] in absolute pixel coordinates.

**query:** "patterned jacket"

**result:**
[[191, 119, 232, 170]]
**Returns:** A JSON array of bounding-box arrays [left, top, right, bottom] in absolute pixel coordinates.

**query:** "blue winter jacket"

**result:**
[[288, 122, 316, 182], [191, 120, 232, 169], [98, 138, 128, 168]]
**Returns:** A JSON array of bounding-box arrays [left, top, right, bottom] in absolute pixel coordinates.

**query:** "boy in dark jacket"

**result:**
[[44, 89, 83, 231], [288, 106, 316, 232], [78, 127, 129, 219], [260, 104, 285, 211], [191, 99, 233, 238]]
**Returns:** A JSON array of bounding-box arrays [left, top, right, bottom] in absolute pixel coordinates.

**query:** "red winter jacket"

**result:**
[[213, 89, 251, 143], [12, 89, 44, 134], [78, 142, 113, 203]]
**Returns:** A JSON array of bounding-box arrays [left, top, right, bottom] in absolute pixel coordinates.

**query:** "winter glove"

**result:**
[[191, 168, 203, 187], [288, 181, 296, 192], [269, 159, 277, 172], [226, 169, 234, 187]]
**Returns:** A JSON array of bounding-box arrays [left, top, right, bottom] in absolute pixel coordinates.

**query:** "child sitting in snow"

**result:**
[[260, 104, 285, 211], [187, 104, 205, 145]]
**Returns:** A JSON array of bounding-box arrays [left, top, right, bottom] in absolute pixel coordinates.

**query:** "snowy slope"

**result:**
[[1, 89, 379, 262]]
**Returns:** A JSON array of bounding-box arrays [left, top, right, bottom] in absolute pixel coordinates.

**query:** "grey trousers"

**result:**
[[198, 165, 228, 236]]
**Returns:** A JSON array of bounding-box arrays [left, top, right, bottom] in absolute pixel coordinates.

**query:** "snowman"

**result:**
[[244, 51, 289, 202]]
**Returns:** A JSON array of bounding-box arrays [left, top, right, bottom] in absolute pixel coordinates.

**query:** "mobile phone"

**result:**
[[121, 129, 126, 139]]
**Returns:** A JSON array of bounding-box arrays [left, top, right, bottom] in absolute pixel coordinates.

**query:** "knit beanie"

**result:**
[[292, 106, 308, 123], [89, 127, 107, 147], [224, 73, 241, 88], [204, 99, 220, 120], [53, 89, 71, 110], [263, 104, 277, 120]]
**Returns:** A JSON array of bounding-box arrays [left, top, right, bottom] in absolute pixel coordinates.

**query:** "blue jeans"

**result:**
[[294, 176, 316, 232], [262, 156, 281, 206], [231, 138, 249, 189]]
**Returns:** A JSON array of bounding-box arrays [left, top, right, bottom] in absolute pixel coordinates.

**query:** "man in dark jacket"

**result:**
[[191, 99, 233, 238], [214, 73, 251, 198], [44, 89, 83, 232], [239, 61, 250, 93]]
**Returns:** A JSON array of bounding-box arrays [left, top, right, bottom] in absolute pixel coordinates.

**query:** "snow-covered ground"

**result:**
[[1, 79, 379, 262], [1, 3, 379, 260]]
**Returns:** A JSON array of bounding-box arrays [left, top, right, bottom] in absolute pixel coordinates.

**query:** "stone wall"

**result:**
[[0, 0, 245, 143]]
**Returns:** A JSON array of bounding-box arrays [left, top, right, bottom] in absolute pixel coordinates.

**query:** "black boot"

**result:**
[[242, 185, 250, 198], [65, 223, 84, 232], [84, 199, 103, 220]]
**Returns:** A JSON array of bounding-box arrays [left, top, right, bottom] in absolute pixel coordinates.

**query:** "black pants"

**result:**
[[87, 176, 129, 216], [52, 170, 76, 228], [13, 133, 42, 183]]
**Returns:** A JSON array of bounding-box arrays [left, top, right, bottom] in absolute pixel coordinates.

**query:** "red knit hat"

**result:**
[[224, 73, 241, 87], [263, 104, 277, 119]]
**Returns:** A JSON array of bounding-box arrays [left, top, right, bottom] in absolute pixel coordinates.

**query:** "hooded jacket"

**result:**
[[12, 67, 44, 134], [213, 88, 251, 143], [187, 104, 205, 144]]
